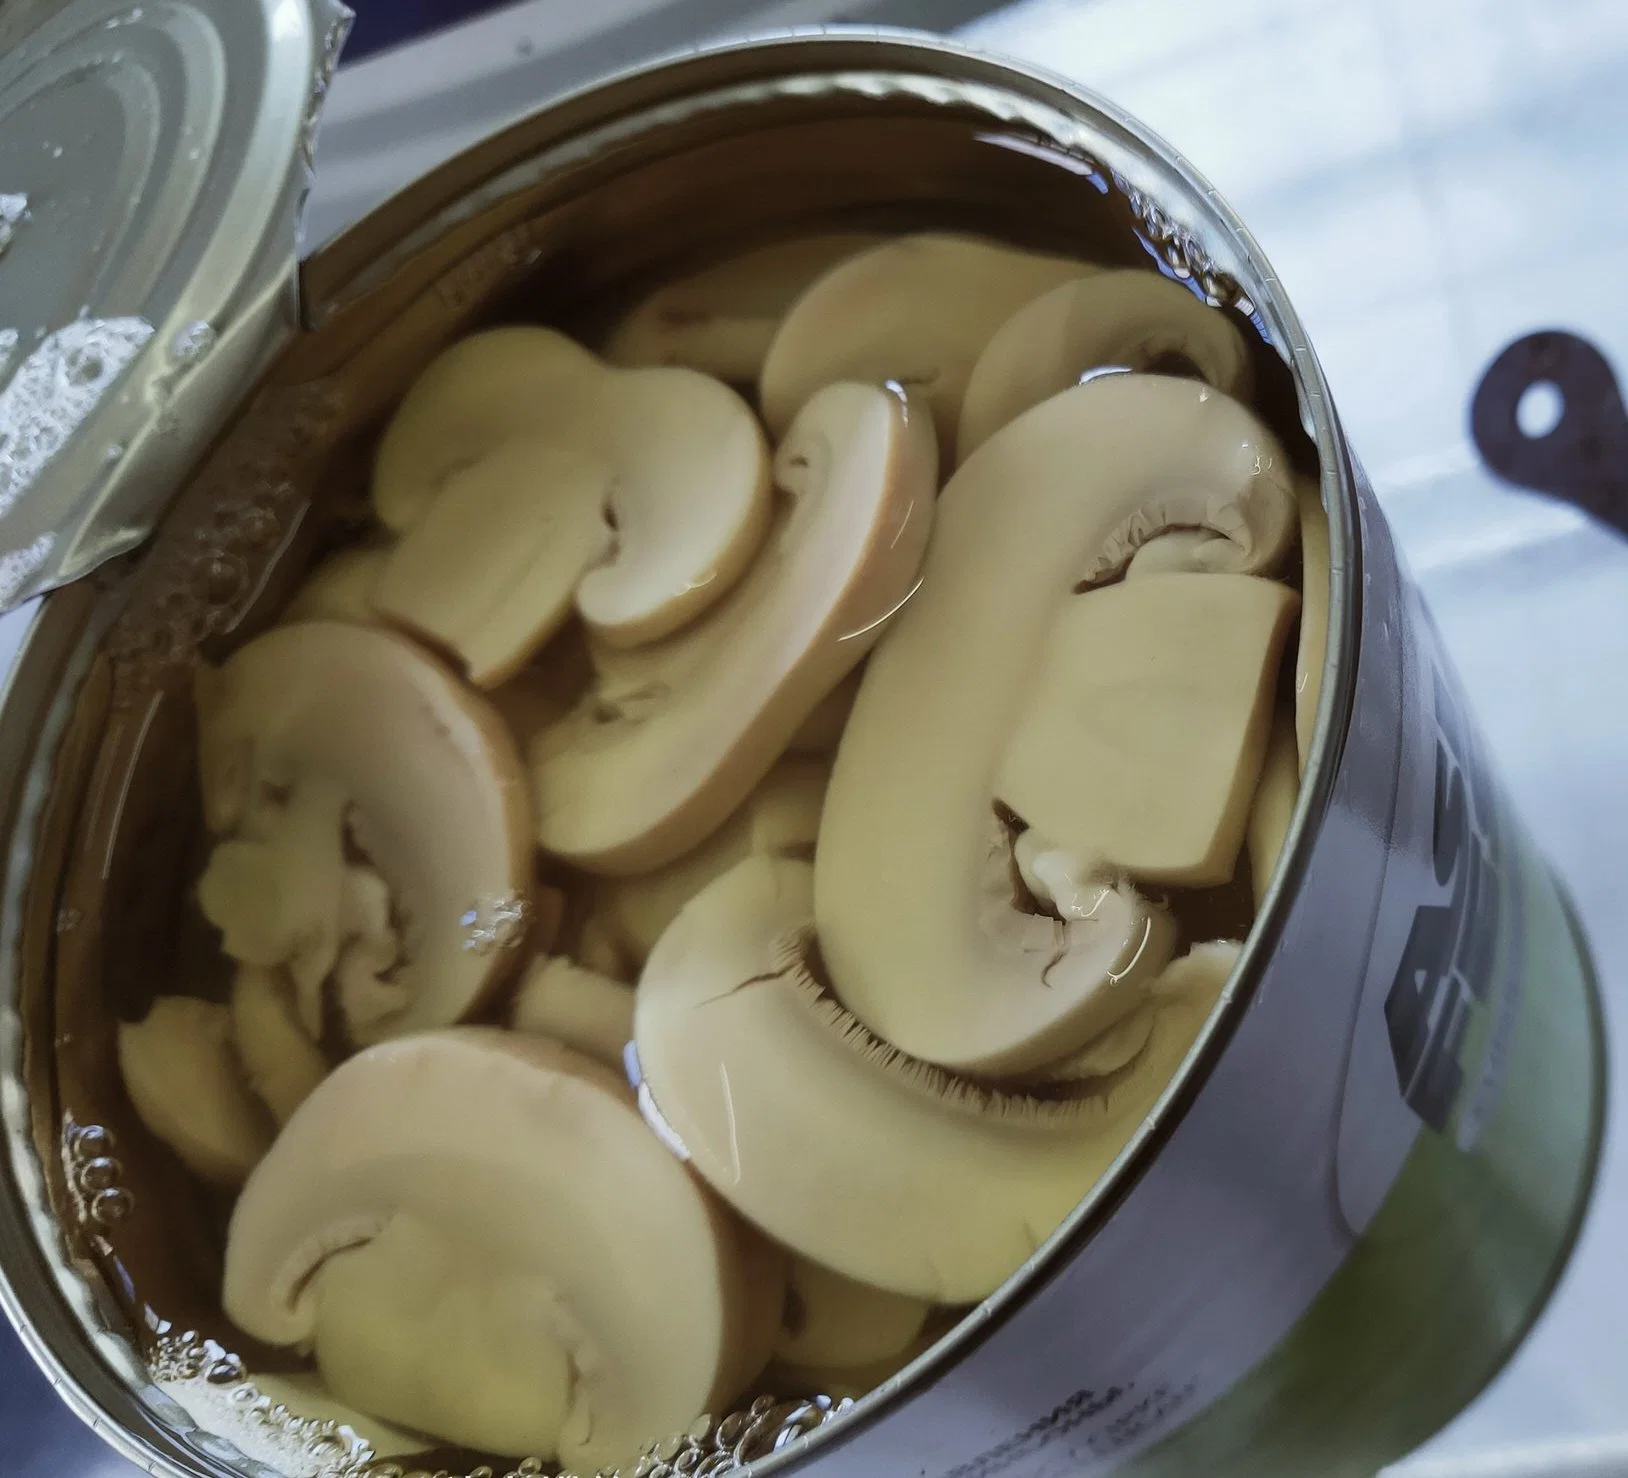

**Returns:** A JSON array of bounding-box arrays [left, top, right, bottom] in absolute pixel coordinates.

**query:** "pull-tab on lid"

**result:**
[[0, 0, 352, 612]]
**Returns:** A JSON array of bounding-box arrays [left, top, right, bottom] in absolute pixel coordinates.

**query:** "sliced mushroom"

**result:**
[[283, 545, 390, 626], [117, 998, 273, 1187], [510, 956, 636, 1070], [994, 574, 1300, 888], [196, 623, 531, 1044], [604, 233, 883, 382], [372, 327, 771, 653], [487, 626, 595, 753], [533, 381, 935, 875], [816, 375, 1295, 1073], [776, 1256, 930, 1371], [759, 234, 1090, 461], [1247, 712, 1301, 913], [231, 966, 330, 1125], [250, 1371, 433, 1459], [224, 1029, 780, 1472], [1296, 480, 1331, 774], [596, 757, 828, 965], [786, 668, 862, 755], [635, 857, 1233, 1302], [957, 270, 1253, 464]]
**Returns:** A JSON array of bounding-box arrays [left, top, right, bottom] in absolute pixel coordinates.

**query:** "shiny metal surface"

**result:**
[[3, 0, 1625, 1473], [0, 0, 350, 612]]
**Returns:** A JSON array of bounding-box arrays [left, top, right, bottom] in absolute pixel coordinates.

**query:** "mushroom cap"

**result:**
[[372, 327, 770, 650], [604, 233, 882, 382], [117, 998, 273, 1187], [531, 381, 935, 875], [224, 1029, 772, 1472], [759, 233, 1090, 461], [994, 573, 1300, 888], [956, 270, 1253, 464], [816, 376, 1293, 1073], [1295, 480, 1331, 774], [196, 622, 532, 1043], [635, 857, 1232, 1302]]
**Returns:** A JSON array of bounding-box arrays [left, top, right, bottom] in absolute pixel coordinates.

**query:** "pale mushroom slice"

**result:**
[[816, 374, 1295, 1074], [759, 233, 1091, 461], [1296, 480, 1332, 775], [224, 1030, 777, 1472], [230, 966, 330, 1125], [994, 574, 1300, 889], [786, 668, 862, 755], [283, 545, 391, 626], [118, 998, 273, 1188], [510, 956, 636, 1071], [372, 327, 771, 652], [1124, 528, 1231, 579], [635, 857, 1233, 1302], [1247, 712, 1301, 913], [597, 756, 828, 966], [532, 381, 935, 875], [956, 270, 1253, 464], [776, 1256, 930, 1371], [196, 623, 532, 1045], [604, 233, 883, 382]]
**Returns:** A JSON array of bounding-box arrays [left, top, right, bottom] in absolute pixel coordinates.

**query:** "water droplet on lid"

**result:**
[[169, 320, 217, 367], [50, 146, 63, 159]]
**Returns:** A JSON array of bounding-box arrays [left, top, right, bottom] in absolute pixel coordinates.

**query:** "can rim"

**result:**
[[0, 26, 1359, 1478]]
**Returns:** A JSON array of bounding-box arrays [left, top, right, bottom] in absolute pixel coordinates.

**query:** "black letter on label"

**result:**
[[1385, 903, 1454, 1095], [1434, 744, 1467, 886]]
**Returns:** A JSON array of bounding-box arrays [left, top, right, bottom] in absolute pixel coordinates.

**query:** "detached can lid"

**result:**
[[0, 0, 352, 612]]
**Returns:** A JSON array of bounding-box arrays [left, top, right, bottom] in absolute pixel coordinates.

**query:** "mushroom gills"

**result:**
[[531, 380, 935, 875], [118, 998, 273, 1187], [994, 573, 1301, 889], [759, 233, 1093, 462], [635, 855, 1233, 1303], [957, 269, 1253, 464], [510, 956, 636, 1070], [371, 327, 771, 650], [815, 375, 1293, 1074], [604, 233, 883, 382], [223, 1030, 774, 1473]]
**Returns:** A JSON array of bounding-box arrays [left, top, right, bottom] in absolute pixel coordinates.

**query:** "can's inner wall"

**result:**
[[18, 77, 1319, 1478]]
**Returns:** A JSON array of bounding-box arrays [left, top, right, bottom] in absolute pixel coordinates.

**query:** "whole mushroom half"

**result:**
[[758, 233, 1090, 462], [816, 374, 1298, 1075], [195, 622, 532, 1046], [372, 327, 771, 668], [634, 856, 1236, 1302], [531, 381, 935, 875], [223, 1030, 783, 1473], [956, 269, 1253, 464]]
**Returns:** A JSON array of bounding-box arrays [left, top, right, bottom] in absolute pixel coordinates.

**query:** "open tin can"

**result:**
[[0, 6, 1606, 1477]]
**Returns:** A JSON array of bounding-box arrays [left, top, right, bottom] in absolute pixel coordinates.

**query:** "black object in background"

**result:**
[[1471, 330, 1628, 540], [341, 0, 523, 63]]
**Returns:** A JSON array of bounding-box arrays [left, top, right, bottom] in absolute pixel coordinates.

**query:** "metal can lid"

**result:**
[[0, 0, 353, 612]]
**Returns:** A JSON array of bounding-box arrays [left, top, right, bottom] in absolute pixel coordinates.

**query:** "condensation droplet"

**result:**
[[169, 320, 217, 368]]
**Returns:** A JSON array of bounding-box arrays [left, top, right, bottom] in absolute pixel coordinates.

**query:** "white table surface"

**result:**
[[3, 0, 1626, 1473]]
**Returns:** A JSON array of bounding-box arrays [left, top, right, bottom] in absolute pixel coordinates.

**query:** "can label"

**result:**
[[802, 462, 1538, 1478]]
